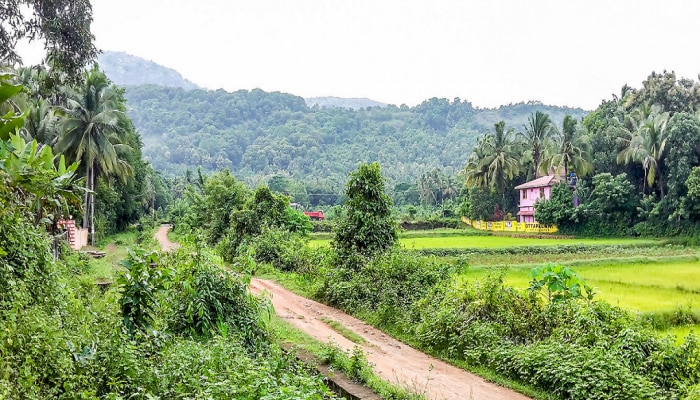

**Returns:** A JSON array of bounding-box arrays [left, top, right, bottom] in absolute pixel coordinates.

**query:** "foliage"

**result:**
[[533, 184, 575, 226], [332, 162, 398, 260], [117, 248, 168, 336], [528, 263, 595, 302], [152, 335, 338, 399], [684, 167, 700, 220], [0, 0, 98, 78], [461, 186, 501, 221], [319, 250, 455, 328], [163, 244, 268, 345]]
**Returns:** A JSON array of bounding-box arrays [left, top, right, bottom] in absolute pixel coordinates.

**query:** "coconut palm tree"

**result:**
[[480, 121, 521, 191], [22, 98, 58, 145], [521, 111, 555, 178], [546, 115, 593, 179], [464, 136, 490, 188], [617, 104, 669, 196], [55, 65, 132, 244]]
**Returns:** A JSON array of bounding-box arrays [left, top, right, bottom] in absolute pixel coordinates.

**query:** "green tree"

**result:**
[[587, 173, 638, 218], [533, 184, 575, 226], [546, 115, 592, 179], [474, 121, 521, 207], [683, 167, 700, 220], [617, 105, 669, 196], [624, 71, 700, 115], [464, 136, 490, 188], [521, 111, 555, 178], [55, 65, 133, 244], [332, 162, 397, 260], [0, 0, 97, 79]]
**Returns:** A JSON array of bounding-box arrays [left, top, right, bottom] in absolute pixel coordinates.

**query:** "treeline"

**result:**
[[463, 71, 700, 237], [122, 84, 585, 198]]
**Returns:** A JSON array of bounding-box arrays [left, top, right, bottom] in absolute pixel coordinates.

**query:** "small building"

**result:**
[[514, 175, 560, 223]]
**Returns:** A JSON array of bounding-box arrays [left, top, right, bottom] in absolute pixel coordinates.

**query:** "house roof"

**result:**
[[514, 175, 560, 190]]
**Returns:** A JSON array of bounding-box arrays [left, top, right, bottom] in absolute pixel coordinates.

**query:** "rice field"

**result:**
[[457, 259, 700, 315], [310, 231, 700, 339]]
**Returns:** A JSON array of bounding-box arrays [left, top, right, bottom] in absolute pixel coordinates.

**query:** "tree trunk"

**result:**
[[82, 166, 90, 229], [90, 166, 95, 246]]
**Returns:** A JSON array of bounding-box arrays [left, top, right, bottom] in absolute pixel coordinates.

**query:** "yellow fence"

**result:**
[[462, 217, 558, 233]]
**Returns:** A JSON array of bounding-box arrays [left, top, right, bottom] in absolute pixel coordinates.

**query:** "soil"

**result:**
[[155, 224, 179, 251], [155, 225, 531, 400]]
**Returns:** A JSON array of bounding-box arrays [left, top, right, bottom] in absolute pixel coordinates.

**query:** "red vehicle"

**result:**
[[303, 210, 325, 221]]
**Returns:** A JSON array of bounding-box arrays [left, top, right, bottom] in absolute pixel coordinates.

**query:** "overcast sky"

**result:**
[[21, 0, 700, 110]]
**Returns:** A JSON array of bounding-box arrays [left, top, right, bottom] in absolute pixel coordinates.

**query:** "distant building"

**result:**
[[514, 175, 560, 223]]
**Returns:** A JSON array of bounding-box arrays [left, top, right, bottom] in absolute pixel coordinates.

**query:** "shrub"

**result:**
[[163, 246, 268, 346]]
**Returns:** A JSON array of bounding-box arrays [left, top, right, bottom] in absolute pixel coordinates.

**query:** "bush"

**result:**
[[163, 246, 268, 346], [319, 250, 455, 328], [399, 217, 466, 230]]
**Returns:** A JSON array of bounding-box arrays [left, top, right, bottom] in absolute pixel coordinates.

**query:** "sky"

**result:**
[[19, 0, 700, 110]]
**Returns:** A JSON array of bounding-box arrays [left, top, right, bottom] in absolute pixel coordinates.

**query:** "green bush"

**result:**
[[163, 246, 268, 346], [319, 250, 455, 328]]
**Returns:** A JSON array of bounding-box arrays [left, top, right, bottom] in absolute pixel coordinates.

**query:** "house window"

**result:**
[[539, 187, 545, 198], [523, 189, 527, 199]]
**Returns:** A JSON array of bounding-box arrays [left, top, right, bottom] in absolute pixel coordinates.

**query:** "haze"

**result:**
[[20, 0, 700, 110]]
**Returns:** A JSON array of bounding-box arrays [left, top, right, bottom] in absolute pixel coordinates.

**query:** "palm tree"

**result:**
[[418, 168, 445, 206], [22, 98, 58, 145], [480, 121, 521, 191], [464, 136, 490, 188], [546, 115, 593, 179], [55, 65, 132, 244], [617, 104, 669, 196], [521, 111, 555, 178]]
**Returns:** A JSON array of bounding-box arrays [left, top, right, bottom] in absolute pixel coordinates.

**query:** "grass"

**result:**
[[464, 247, 697, 267], [662, 324, 700, 345], [309, 235, 661, 249], [319, 317, 366, 344], [457, 258, 700, 314], [85, 226, 160, 280]]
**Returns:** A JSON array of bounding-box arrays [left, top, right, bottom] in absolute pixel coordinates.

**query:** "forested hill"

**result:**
[[123, 85, 587, 188], [98, 51, 199, 90]]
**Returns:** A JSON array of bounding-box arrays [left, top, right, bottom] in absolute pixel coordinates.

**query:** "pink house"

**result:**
[[514, 175, 560, 223]]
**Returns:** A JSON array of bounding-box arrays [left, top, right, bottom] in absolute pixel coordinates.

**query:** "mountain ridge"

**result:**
[[98, 51, 200, 90]]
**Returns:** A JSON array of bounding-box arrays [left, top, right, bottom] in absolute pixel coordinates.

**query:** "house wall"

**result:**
[[519, 186, 551, 207], [518, 186, 552, 223]]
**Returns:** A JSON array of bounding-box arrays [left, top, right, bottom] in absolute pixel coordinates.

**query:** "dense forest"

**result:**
[[121, 84, 585, 198]]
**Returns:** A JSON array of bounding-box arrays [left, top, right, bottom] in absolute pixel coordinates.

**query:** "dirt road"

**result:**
[[155, 225, 530, 400], [250, 279, 530, 400], [155, 224, 179, 251]]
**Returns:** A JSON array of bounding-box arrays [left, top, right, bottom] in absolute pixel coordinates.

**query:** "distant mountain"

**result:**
[[305, 96, 387, 109], [98, 51, 199, 90]]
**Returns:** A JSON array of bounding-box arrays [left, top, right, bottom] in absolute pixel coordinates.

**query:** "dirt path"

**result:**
[[155, 226, 529, 400], [250, 279, 530, 400], [155, 224, 179, 251]]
